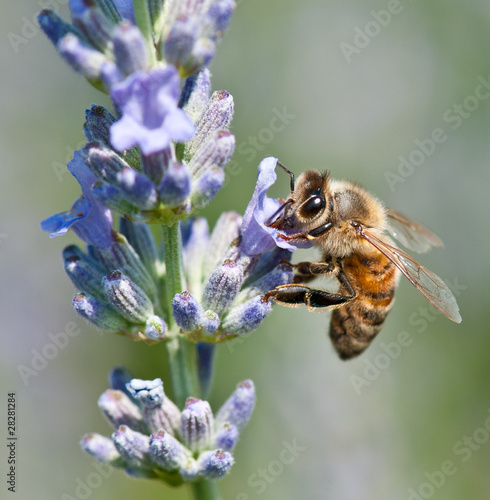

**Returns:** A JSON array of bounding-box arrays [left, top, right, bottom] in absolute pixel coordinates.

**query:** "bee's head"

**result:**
[[268, 170, 332, 232]]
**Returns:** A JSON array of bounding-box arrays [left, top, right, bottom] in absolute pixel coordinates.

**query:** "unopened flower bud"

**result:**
[[98, 389, 146, 433], [112, 22, 148, 76], [180, 398, 214, 453], [222, 296, 271, 334], [58, 34, 108, 83], [69, 0, 114, 52], [172, 291, 204, 332], [202, 259, 244, 316], [83, 142, 129, 184], [144, 315, 167, 341], [83, 104, 117, 147], [117, 168, 158, 210], [103, 270, 154, 324], [185, 90, 234, 161], [192, 167, 225, 209], [149, 430, 193, 471], [159, 162, 192, 206], [80, 433, 122, 464], [201, 310, 220, 335], [188, 129, 235, 178], [112, 425, 150, 467], [38, 9, 78, 46], [127, 379, 180, 434], [72, 292, 131, 331], [214, 422, 239, 451], [181, 68, 211, 121], [215, 380, 255, 430], [108, 366, 134, 398], [197, 449, 234, 479], [62, 245, 106, 300]]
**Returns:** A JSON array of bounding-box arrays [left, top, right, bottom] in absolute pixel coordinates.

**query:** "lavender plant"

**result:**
[[39, 1, 300, 498]]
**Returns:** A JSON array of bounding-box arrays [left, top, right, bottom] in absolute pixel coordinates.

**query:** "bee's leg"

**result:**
[[262, 283, 355, 311]]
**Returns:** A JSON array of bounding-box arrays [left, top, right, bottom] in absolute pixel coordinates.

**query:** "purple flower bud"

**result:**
[[188, 130, 235, 178], [202, 259, 244, 316], [84, 105, 117, 148], [91, 183, 135, 216], [62, 245, 106, 300], [69, 0, 113, 52], [96, 233, 157, 302], [112, 22, 148, 76], [197, 449, 234, 479], [127, 378, 180, 434], [72, 292, 131, 331], [103, 270, 154, 324], [215, 380, 255, 430], [58, 34, 108, 82], [144, 315, 167, 341], [116, 167, 158, 209], [192, 167, 225, 209], [181, 69, 211, 121], [149, 430, 193, 471], [159, 162, 192, 206], [80, 433, 122, 464], [185, 90, 234, 161], [98, 389, 146, 433], [222, 296, 271, 335], [112, 425, 150, 467], [83, 142, 129, 184], [240, 262, 294, 301], [206, 0, 235, 37], [202, 310, 220, 335], [38, 9, 78, 46], [172, 291, 204, 332], [214, 422, 239, 451], [180, 398, 214, 453], [110, 66, 195, 155], [163, 18, 197, 75], [203, 211, 242, 276]]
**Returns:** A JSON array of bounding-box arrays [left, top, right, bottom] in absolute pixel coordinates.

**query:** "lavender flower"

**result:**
[[110, 66, 195, 155], [83, 371, 253, 484]]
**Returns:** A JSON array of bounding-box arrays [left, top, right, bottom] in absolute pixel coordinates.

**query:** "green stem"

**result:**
[[133, 0, 157, 65], [162, 223, 200, 406], [189, 479, 221, 500]]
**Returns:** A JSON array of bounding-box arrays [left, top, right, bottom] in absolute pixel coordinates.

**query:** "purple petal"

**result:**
[[41, 151, 114, 249], [240, 157, 298, 256], [110, 67, 195, 155]]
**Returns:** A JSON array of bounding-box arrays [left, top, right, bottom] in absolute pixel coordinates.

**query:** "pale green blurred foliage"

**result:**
[[2, 1, 489, 499]]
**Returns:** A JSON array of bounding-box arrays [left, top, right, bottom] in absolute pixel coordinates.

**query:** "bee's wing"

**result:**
[[359, 227, 461, 323], [385, 208, 444, 254]]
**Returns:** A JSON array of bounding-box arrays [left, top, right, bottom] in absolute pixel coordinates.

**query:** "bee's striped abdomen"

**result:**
[[329, 252, 399, 360]]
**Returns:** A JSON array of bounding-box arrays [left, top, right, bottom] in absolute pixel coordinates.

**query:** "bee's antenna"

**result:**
[[277, 161, 295, 192]]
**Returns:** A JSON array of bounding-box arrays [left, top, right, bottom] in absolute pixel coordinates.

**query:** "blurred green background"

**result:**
[[2, 1, 490, 499]]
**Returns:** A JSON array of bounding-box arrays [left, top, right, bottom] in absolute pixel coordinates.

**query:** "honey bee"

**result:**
[[263, 164, 461, 360]]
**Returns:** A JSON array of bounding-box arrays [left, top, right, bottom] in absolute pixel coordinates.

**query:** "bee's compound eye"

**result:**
[[300, 194, 325, 220]]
